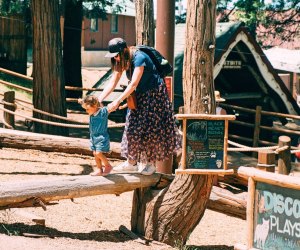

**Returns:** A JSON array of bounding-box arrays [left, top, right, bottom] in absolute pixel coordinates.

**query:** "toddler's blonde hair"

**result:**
[[78, 95, 101, 109]]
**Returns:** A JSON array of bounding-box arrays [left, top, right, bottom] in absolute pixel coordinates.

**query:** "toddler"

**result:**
[[79, 95, 112, 176]]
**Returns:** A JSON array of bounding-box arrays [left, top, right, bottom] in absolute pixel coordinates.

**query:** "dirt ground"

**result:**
[[0, 67, 247, 249], [0, 147, 247, 250]]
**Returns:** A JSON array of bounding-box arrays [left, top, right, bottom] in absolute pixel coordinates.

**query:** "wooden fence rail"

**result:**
[[0, 67, 111, 93], [221, 103, 300, 148]]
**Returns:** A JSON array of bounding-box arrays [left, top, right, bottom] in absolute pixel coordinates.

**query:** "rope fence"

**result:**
[[1, 92, 300, 157], [15, 100, 88, 124], [0, 92, 32, 105], [0, 104, 125, 129]]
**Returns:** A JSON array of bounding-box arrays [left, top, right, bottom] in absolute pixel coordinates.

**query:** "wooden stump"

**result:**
[[3, 91, 15, 128], [256, 150, 275, 172], [278, 135, 291, 175]]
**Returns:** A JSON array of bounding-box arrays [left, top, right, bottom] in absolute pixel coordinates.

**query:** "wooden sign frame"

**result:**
[[237, 167, 300, 250], [175, 114, 235, 175]]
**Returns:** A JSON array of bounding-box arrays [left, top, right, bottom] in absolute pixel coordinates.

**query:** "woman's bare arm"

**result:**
[[108, 66, 144, 112], [98, 71, 122, 103]]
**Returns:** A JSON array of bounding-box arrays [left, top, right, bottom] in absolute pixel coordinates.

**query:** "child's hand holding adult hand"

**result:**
[[108, 100, 120, 113]]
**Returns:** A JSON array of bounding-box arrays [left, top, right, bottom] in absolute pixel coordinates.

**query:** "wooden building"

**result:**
[[0, 15, 27, 74], [173, 22, 300, 146], [92, 22, 300, 147], [264, 48, 300, 105], [81, 0, 136, 67], [174, 22, 300, 116]]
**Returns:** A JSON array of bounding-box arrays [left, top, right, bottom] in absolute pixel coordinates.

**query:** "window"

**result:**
[[111, 14, 118, 33], [90, 18, 98, 32]]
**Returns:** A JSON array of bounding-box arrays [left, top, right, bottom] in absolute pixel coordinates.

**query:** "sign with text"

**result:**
[[253, 182, 300, 250], [223, 60, 242, 69], [175, 114, 236, 175], [186, 119, 225, 169], [236, 167, 300, 250]]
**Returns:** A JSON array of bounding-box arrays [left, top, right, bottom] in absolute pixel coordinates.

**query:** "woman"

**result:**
[[98, 37, 181, 175]]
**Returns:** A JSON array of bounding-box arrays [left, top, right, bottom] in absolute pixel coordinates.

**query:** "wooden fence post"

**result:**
[[278, 135, 291, 175], [257, 150, 275, 172], [3, 91, 15, 128], [252, 106, 262, 158]]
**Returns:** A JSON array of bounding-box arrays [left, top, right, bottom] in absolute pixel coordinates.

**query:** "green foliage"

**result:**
[[217, 0, 232, 11], [83, 0, 124, 19], [217, 0, 300, 47], [234, 0, 266, 38], [175, 0, 186, 24], [0, 0, 30, 15]]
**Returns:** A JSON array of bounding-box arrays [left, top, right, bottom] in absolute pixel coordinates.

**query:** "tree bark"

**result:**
[[207, 186, 247, 220], [0, 128, 122, 159], [0, 174, 161, 209], [183, 0, 217, 115], [132, 175, 213, 245], [131, 0, 218, 246], [63, 0, 83, 100], [135, 0, 155, 46], [31, 0, 68, 136]]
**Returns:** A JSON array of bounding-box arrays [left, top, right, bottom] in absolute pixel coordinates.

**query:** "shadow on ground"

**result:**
[[0, 223, 130, 243], [185, 246, 233, 250]]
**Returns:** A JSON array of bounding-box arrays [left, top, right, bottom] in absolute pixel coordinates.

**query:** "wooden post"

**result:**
[[3, 91, 16, 128], [278, 135, 291, 175], [224, 120, 229, 170], [252, 106, 262, 158], [178, 106, 184, 114], [257, 150, 275, 172], [246, 177, 255, 249], [181, 118, 187, 169]]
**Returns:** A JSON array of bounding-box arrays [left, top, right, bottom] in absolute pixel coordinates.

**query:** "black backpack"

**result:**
[[136, 45, 173, 78]]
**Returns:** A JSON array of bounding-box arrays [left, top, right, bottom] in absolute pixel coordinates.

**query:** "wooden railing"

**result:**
[[220, 103, 300, 148], [0, 67, 110, 102]]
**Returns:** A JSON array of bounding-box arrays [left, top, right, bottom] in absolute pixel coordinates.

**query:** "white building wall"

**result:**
[[81, 48, 111, 67]]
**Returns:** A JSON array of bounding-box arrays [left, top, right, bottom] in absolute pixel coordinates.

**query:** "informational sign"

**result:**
[[186, 119, 225, 169], [223, 60, 242, 69], [175, 114, 236, 175], [253, 182, 300, 250], [236, 167, 300, 250]]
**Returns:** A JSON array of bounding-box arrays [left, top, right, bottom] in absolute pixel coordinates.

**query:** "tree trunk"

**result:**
[[131, 0, 217, 246], [183, 0, 216, 115], [135, 0, 155, 46], [63, 0, 83, 100], [132, 175, 213, 245], [31, 0, 68, 136]]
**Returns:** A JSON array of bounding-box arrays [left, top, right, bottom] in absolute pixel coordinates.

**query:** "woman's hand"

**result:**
[[108, 100, 120, 113]]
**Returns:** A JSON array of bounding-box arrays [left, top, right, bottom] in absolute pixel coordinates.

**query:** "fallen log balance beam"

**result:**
[[0, 173, 247, 219], [0, 173, 161, 209], [0, 128, 123, 159], [207, 186, 247, 220]]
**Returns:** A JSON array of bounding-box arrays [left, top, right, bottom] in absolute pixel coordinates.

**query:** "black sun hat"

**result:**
[[105, 37, 127, 58]]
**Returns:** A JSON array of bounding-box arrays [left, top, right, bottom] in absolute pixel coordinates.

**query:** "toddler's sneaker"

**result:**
[[113, 161, 138, 172], [139, 163, 156, 176]]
